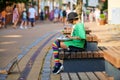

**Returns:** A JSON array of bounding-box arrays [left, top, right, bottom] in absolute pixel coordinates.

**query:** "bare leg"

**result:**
[[24, 21, 27, 29], [13, 19, 19, 29]]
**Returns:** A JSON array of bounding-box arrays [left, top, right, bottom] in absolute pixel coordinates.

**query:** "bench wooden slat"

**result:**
[[87, 51, 94, 58], [86, 72, 99, 80], [98, 48, 104, 58], [78, 72, 89, 80], [76, 52, 82, 58], [105, 46, 120, 68], [61, 72, 113, 80], [69, 73, 79, 80], [93, 51, 100, 58], [59, 51, 64, 60], [65, 52, 71, 59], [71, 52, 77, 59], [109, 46, 120, 54], [61, 73, 70, 80], [81, 51, 88, 58], [91, 34, 98, 42], [86, 34, 92, 41], [100, 46, 120, 68], [94, 72, 109, 80]]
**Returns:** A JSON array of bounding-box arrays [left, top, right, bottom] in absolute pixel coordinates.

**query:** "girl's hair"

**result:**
[[68, 20, 73, 24], [13, 5, 16, 10], [68, 18, 78, 24]]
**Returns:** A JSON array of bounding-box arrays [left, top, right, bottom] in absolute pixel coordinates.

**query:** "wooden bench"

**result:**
[[100, 46, 120, 68], [61, 72, 113, 80]]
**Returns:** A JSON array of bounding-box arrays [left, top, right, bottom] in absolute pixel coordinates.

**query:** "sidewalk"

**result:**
[[0, 20, 64, 80]]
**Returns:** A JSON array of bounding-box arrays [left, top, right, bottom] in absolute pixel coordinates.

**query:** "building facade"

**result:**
[[108, 0, 120, 24]]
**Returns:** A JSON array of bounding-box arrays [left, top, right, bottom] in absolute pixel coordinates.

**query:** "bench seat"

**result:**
[[100, 46, 120, 68]]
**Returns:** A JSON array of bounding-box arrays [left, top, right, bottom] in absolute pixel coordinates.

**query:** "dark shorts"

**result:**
[[29, 18, 35, 23], [2, 18, 6, 22], [22, 18, 27, 21]]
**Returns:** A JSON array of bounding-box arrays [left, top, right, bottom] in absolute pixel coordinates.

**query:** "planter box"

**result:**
[[99, 19, 106, 25]]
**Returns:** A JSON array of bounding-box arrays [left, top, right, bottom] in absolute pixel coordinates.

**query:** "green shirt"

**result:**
[[64, 23, 86, 48]]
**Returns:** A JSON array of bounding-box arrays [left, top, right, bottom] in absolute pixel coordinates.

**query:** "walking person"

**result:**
[[49, 10, 54, 21], [0, 12, 2, 28], [62, 10, 67, 25], [89, 10, 94, 23], [20, 8, 28, 29], [28, 4, 37, 27], [53, 7, 59, 23], [52, 12, 86, 74], [1, 8, 7, 28], [40, 10, 44, 21], [66, 7, 71, 24], [59, 9, 63, 23], [94, 7, 100, 25], [12, 4, 19, 29]]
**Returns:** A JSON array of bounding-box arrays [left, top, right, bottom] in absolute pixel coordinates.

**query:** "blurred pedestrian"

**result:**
[[28, 4, 37, 27], [59, 8, 63, 22], [66, 7, 71, 24], [40, 10, 44, 21], [0, 12, 2, 28], [94, 8, 100, 25], [12, 4, 19, 29], [20, 8, 28, 29], [49, 10, 54, 21], [1, 8, 7, 28], [89, 10, 94, 23], [53, 7, 59, 23], [62, 10, 67, 25]]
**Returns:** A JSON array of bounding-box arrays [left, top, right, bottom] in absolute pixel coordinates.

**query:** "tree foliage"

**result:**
[[102, 0, 108, 11]]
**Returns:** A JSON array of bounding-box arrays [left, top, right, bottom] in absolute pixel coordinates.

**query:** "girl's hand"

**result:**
[[66, 35, 72, 38]]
